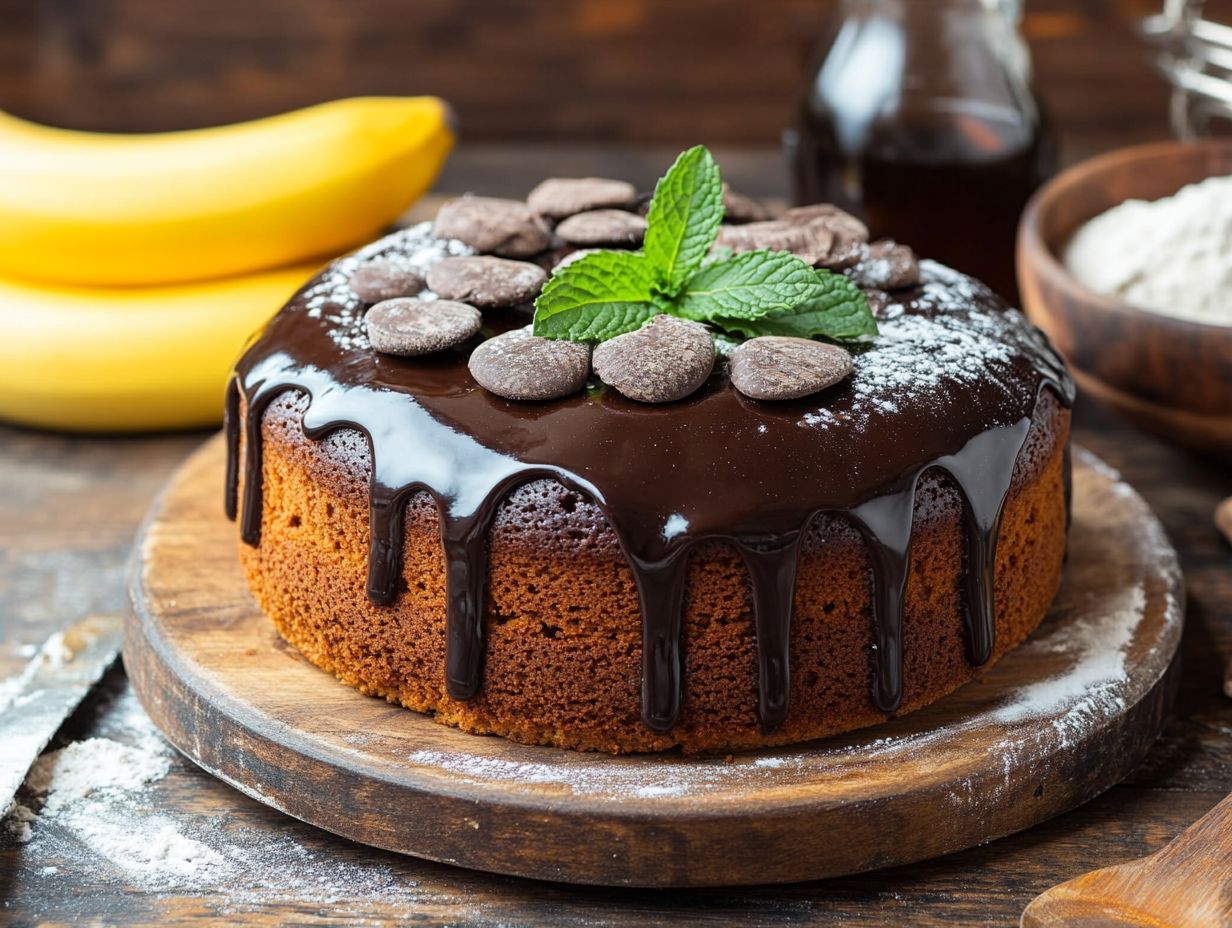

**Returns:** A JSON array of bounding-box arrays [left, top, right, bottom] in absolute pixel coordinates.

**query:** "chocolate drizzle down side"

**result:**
[[225, 235, 1075, 735]]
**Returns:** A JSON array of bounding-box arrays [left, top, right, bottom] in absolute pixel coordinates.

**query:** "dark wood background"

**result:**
[[0, 0, 1191, 146]]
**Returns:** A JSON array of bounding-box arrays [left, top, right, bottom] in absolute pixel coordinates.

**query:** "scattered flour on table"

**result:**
[[4, 802, 35, 843], [26, 737, 172, 814], [0, 631, 74, 715], [1064, 173, 1232, 325], [2, 683, 409, 903]]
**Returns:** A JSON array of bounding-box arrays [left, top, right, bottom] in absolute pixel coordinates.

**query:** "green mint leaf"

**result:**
[[711, 270, 879, 341], [676, 250, 831, 321], [643, 145, 724, 296], [532, 251, 658, 342]]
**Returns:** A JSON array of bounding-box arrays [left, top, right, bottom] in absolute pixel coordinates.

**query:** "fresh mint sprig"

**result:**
[[532, 145, 878, 343]]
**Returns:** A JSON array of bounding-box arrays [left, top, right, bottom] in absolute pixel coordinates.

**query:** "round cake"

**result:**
[[225, 162, 1074, 754]]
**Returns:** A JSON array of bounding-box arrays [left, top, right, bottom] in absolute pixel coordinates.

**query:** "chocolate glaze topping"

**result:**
[[225, 225, 1074, 734]]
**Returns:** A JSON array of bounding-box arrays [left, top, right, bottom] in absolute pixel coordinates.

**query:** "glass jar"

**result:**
[[789, 0, 1055, 302]]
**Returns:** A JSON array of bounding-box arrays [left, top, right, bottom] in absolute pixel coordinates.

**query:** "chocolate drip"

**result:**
[[366, 488, 408, 606], [368, 484, 506, 697], [369, 485, 502, 698], [936, 419, 1033, 667], [239, 391, 276, 546], [738, 538, 802, 731], [634, 550, 692, 731], [225, 248, 1075, 735], [442, 525, 490, 699], [848, 484, 919, 714], [223, 377, 240, 521], [439, 473, 557, 700]]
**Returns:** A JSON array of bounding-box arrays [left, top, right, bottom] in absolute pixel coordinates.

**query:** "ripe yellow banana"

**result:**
[[0, 263, 319, 431], [0, 96, 454, 286]]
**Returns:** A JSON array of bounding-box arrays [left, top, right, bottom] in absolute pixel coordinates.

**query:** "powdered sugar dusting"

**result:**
[[991, 582, 1144, 747], [802, 262, 1039, 432], [302, 222, 474, 351], [402, 748, 773, 799]]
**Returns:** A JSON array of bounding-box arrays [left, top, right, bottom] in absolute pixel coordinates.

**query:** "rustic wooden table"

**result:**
[[2, 149, 1230, 927]]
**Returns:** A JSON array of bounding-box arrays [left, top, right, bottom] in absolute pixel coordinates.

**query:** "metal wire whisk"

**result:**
[[1141, 0, 1232, 137]]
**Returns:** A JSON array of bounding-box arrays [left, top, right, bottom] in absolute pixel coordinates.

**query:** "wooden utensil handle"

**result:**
[[1154, 792, 1232, 875]]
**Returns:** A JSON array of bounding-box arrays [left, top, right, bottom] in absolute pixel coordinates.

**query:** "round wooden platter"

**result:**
[[126, 436, 1184, 888]]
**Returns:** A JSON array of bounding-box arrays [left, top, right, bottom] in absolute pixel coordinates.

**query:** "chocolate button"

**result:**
[[592, 315, 715, 404], [779, 205, 870, 270], [553, 248, 602, 271], [846, 240, 920, 291], [349, 259, 425, 302], [526, 177, 638, 219], [722, 184, 772, 223], [729, 336, 853, 401], [714, 220, 831, 264], [469, 326, 591, 401], [555, 209, 647, 247], [426, 256, 548, 308], [864, 288, 892, 318], [784, 204, 870, 243], [365, 299, 481, 357], [434, 196, 552, 257], [814, 239, 868, 272]]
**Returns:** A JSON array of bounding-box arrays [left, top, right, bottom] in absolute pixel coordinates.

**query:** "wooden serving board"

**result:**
[[126, 437, 1183, 888]]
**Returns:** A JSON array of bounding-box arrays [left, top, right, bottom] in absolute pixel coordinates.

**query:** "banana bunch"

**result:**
[[0, 96, 454, 431]]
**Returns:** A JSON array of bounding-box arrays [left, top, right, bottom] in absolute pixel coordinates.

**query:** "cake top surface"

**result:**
[[235, 221, 1072, 563]]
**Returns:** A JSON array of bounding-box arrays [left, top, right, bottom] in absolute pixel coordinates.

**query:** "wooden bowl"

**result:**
[[1017, 139, 1232, 462]]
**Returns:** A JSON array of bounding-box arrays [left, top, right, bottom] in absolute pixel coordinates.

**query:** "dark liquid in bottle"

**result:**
[[794, 108, 1054, 304]]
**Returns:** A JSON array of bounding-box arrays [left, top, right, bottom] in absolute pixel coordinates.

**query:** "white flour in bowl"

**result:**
[[1063, 173, 1232, 325]]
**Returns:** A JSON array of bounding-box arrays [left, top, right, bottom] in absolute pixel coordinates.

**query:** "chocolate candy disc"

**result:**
[[592, 315, 715, 404], [527, 177, 638, 219], [846, 240, 921, 291], [729, 336, 854, 401], [434, 196, 552, 257], [426, 256, 547, 308], [555, 209, 647, 247], [722, 184, 772, 223], [349, 259, 425, 303], [469, 326, 592, 401], [366, 298, 481, 357]]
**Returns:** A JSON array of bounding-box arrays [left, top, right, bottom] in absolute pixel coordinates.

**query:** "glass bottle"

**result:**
[[790, 0, 1055, 303]]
